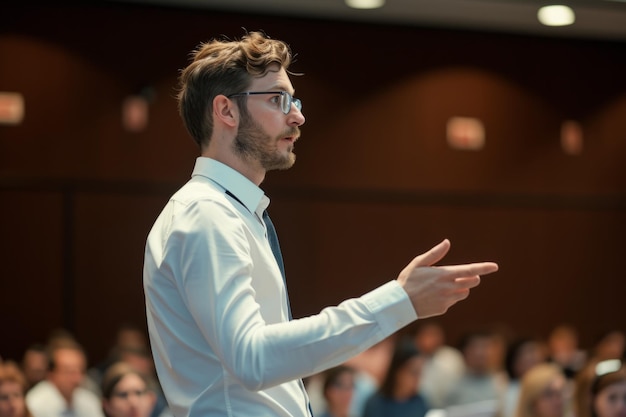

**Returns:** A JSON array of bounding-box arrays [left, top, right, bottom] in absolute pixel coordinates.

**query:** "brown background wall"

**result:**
[[1, 3, 625, 365]]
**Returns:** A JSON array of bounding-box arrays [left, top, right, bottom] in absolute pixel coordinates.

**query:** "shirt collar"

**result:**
[[192, 157, 269, 215]]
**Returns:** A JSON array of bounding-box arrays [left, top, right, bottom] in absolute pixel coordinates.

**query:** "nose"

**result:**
[[289, 105, 305, 127]]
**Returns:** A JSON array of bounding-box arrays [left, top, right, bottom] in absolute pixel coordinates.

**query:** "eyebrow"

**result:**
[[267, 84, 295, 95]]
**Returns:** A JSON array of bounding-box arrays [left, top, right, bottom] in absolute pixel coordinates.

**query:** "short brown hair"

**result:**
[[177, 31, 293, 148]]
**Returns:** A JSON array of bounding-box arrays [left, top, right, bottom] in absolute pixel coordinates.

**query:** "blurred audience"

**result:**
[[587, 360, 626, 417], [19, 346, 48, 392], [101, 362, 157, 417], [443, 329, 507, 409], [6, 322, 626, 417], [574, 359, 626, 417], [344, 337, 395, 417], [502, 338, 549, 417], [362, 339, 430, 417], [90, 323, 150, 388], [25, 340, 104, 417], [0, 361, 33, 417], [514, 363, 569, 417], [590, 331, 626, 363], [413, 322, 465, 409], [548, 325, 587, 379], [316, 365, 356, 417]]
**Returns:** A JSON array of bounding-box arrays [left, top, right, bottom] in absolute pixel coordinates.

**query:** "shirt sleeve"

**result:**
[[168, 198, 417, 391]]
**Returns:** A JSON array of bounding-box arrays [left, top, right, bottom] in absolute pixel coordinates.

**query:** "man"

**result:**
[[143, 31, 498, 417], [443, 330, 507, 410], [20, 344, 48, 391], [25, 342, 104, 417], [413, 322, 465, 408]]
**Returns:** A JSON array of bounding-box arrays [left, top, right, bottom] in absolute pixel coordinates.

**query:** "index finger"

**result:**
[[439, 262, 499, 279]]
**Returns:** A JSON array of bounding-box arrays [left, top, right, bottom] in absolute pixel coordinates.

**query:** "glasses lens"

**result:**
[[280, 92, 301, 114], [280, 93, 290, 114]]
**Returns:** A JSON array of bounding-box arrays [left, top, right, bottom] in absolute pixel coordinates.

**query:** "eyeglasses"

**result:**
[[227, 91, 302, 115]]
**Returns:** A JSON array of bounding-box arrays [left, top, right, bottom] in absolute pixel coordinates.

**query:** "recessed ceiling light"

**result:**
[[345, 0, 385, 10], [537, 5, 576, 26]]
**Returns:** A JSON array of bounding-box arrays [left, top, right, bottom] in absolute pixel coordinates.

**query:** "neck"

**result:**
[[55, 386, 73, 406], [201, 148, 266, 186], [393, 387, 415, 402], [327, 405, 349, 417]]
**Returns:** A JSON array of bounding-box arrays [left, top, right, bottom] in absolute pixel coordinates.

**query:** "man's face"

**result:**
[[48, 349, 85, 400], [22, 350, 48, 387], [233, 66, 305, 172], [464, 336, 494, 374]]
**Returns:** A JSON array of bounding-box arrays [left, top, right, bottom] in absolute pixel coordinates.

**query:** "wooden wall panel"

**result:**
[[0, 190, 64, 360], [69, 191, 167, 362]]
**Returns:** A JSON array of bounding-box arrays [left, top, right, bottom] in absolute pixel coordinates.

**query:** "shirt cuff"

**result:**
[[361, 281, 418, 336]]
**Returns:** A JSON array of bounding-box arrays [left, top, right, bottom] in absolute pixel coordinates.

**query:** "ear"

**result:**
[[213, 94, 238, 128]]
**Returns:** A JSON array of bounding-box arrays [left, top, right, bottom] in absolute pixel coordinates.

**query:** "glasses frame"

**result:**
[[227, 91, 302, 115]]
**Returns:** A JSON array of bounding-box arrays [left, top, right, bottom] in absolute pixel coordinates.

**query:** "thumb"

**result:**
[[410, 239, 451, 268]]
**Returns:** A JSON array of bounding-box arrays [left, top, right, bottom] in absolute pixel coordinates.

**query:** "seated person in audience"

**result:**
[[547, 325, 586, 379], [344, 337, 396, 417], [590, 331, 625, 363], [502, 338, 548, 417], [413, 321, 465, 409], [113, 346, 168, 417], [317, 365, 355, 417], [444, 330, 507, 410], [25, 340, 104, 417], [19, 346, 48, 392], [574, 359, 626, 417], [0, 361, 33, 417], [514, 363, 569, 417], [362, 339, 430, 417], [101, 362, 157, 417], [90, 323, 150, 388], [588, 360, 626, 417]]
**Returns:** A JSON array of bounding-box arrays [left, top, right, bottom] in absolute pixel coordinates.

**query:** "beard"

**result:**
[[233, 111, 299, 171]]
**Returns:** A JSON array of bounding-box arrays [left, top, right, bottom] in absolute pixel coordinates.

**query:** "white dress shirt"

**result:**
[[143, 157, 417, 417], [26, 380, 104, 417]]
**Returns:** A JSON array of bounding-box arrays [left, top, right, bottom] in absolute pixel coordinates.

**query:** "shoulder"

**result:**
[[364, 392, 386, 409], [26, 381, 63, 409], [165, 179, 243, 233], [73, 387, 105, 415], [26, 380, 55, 398], [171, 176, 226, 206]]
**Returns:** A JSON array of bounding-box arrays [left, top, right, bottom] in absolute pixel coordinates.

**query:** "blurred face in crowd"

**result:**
[[324, 370, 354, 417], [21, 349, 48, 388], [594, 380, 626, 417], [0, 380, 26, 417], [395, 356, 424, 400], [415, 324, 444, 356], [516, 341, 547, 378], [103, 373, 156, 417], [533, 374, 567, 417], [465, 336, 495, 375], [49, 348, 86, 402]]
